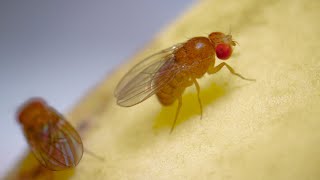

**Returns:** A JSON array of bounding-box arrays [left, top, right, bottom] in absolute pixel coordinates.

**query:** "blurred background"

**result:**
[[0, 0, 193, 176]]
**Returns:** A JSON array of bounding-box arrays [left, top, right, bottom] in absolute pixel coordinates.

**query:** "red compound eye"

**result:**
[[215, 43, 233, 60]]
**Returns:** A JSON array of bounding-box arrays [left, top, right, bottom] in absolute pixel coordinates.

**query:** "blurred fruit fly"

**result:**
[[115, 32, 254, 132], [17, 98, 83, 170]]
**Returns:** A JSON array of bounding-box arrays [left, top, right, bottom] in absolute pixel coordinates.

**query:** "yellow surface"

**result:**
[[6, 0, 320, 179]]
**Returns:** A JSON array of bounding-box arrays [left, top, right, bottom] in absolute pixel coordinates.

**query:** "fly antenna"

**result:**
[[228, 24, 232, 35]]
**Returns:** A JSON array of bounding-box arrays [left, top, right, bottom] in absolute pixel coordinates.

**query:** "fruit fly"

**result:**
[[17, 98, 83, 170], [115, 32, 254, 132]]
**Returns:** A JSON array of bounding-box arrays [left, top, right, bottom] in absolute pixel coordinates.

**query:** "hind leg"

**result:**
[[170, 96, 182, 133], [208, 62, 255, 81], [192, 78, 203, 120]]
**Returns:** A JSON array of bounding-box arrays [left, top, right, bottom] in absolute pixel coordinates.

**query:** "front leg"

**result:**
[[207, 62, 255, 81]]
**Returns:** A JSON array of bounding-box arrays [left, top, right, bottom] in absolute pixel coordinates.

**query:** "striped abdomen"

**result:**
[[156, 67, 191, 105]]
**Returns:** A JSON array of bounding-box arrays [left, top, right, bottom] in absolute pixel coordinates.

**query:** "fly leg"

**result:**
[[170, 96, 182, 133], [84, 148, 105, 161], [208, 62, 255, 81], [192, 78, 203, 120]]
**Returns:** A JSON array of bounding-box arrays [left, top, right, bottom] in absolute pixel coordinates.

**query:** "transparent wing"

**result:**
[[114, 43, 184, 107], [26, 113, 83, 171]]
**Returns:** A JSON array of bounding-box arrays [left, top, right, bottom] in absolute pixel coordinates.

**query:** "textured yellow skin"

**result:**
[[6, 0, 320, 179]]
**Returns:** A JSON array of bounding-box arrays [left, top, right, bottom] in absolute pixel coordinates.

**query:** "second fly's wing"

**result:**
[[115, 43, 183, 107], [27, 113, 84, 171]]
